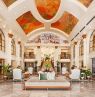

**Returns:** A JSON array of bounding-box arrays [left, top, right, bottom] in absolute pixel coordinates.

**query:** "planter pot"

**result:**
[[87, 76, 90, 79], [3, 76, 8, 80], [81, 76, 84, 80]]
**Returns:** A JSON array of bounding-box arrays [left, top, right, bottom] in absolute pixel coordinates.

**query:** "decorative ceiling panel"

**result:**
[[2, 0, 17, 7], [16, 11, 44, 35], [78, 0, 93, 7], [27, 33, 67, 44], [51, 12, 78, 35], [35, 0, 60, 20]]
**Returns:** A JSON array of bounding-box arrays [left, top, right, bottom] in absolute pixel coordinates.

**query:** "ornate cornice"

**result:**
[[74, 41, 77, 45], [18, 41, 21, 44], [37, 46, 40, 48]]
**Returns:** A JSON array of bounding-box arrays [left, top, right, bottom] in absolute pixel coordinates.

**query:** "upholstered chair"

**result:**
[[28, 67, 33, 74], [13, 68, 22, 81]]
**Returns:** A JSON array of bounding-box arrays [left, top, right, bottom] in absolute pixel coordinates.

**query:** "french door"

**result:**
[[92, 58, 95, 76]]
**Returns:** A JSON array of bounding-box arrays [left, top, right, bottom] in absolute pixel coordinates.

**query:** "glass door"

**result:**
[[92, 58, 95, 76], [0, 59, 5, 79]]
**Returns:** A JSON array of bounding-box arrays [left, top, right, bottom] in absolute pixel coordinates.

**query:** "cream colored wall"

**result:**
[[0, 23, 24, 69], [71, 29, 95, 70]]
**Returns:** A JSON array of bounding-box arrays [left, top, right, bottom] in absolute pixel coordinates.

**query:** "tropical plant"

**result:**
[[3, 64, 9, 76], [85, 69, 92, 77], [80, 69, 92, 79], [57, 60, 60, 65], [45, 64, 52, 69]]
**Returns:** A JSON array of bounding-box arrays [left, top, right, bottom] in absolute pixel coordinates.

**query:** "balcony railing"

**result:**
[[24, 53, 35, 59]]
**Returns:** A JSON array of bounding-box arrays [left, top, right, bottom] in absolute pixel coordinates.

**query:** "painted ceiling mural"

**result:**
[[51, 11, 78, 35], [35, 0, 60, 20], [78, 0, 93, 7], [16, 11, 44, 35], [3, 0, 17, 7], [27, 33, 68, 44]]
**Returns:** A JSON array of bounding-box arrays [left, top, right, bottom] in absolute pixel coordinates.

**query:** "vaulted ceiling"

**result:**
[[0, 0, 94, 41]]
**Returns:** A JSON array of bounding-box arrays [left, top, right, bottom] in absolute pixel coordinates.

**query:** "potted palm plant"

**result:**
[[3, 64, 9, 79], [85, 69, 92, 79], [81, 69, 92, 80]]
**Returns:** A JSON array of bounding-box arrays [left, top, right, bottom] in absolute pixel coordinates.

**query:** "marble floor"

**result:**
[[0, 81, 95, 97]]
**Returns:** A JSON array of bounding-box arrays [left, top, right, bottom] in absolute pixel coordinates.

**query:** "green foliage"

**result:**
[[85, 69, 92, 76], [80, 69, 92, 79], [57, 61, 60, 65], [3, 64, 9, 76], [45, 64, 51, 69], [35, 61, 37, 64]]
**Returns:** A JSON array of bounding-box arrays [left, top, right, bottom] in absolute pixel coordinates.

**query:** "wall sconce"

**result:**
[[18, 40, 21, 44], [8, 33, 13, 38], [74, 41, 77, 45], [37, 46, 40, 48], [55, 46, 58, 49], [8, 30, 13, 38]]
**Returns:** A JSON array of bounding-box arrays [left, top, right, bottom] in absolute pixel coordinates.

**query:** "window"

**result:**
[[0, 29, 5, 52], [24, 48, 35, 59], [11, 39, 16, 55], [60, 48, 70, 59], [90, 32, 95, 52], [79, 39, 84, 56]]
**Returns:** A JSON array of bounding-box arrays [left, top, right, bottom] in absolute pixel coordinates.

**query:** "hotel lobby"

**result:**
[[0, 0, 95, 97]]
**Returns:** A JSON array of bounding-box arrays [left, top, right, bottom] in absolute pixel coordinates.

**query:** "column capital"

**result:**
[[82, 34, 86, 39], [74, 41, 77, 45], [8, 33, 13, 38], [18, 41, 21, 44], [64, 40, 68, 44], [37, 46, 40, 49], [55, 46, 58, 49]]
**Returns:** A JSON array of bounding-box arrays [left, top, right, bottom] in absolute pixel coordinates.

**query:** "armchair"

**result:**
[[28, 67, 33, 74], [70, 69, 80, 80], [13, 68, 22, 81]]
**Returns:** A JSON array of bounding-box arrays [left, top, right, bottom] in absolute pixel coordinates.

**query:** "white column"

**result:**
[[70, 43, 75, 66], [5, 33, 13, 65], [53, 48, 56, 67], [75, 42, 80, 68], [36, 46, 41, 66], [82, 34, 88, 67], [86, 35, 91, 69], [20, 42, 24, 70], [54, 47, 60, 67], [16, 41, 20, 66]]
